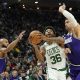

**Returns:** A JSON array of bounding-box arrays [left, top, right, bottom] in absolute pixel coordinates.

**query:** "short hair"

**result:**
[[44, 26, 56, 35]]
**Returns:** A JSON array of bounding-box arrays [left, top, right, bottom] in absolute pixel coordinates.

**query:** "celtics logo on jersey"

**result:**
[[46, 46, 62, 64]]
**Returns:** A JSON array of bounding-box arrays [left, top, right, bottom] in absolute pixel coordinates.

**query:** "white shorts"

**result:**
[[47, 67, 67, 80], [67, 76, 72, 80]]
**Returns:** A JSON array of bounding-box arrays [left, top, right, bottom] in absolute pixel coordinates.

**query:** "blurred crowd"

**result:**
[[0, 49, 47, 80], [0, 3, 80, 80]]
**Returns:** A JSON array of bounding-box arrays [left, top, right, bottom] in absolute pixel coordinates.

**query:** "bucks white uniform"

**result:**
[[43, 42, 67, 80]]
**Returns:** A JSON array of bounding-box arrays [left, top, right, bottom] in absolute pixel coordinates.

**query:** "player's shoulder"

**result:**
[[73, 24, 80, 30], [41, 42, 48, 47], [76, 24, 80, 29], [43, 42, 48, 45], [63, 33, 72, 39]]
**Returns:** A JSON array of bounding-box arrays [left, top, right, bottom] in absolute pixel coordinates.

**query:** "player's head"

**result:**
[[0, 38, 9, 47], [44, 26, 56, 38], [65, 19, 73, 31]]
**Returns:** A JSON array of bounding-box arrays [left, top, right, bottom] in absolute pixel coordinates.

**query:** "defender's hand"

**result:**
[[18, 31, 25, 40]]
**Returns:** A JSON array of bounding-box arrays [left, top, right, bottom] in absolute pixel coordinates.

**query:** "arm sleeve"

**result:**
[[63, 10, 78, 27]]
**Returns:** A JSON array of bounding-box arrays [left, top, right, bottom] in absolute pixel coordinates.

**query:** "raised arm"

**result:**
[[32, 44, 45, 62], [59, 4, 78, 27], [4, 31, 25, 53], [43, 35, 65, 47]]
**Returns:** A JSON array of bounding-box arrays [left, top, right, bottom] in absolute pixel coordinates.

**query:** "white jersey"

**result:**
[[43, 42, 66, 69]]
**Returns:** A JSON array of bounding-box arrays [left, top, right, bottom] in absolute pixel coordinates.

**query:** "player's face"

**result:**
[[65, 20, 73, 31], [45, 29, 55, 38], [2, 39, 9, 47]]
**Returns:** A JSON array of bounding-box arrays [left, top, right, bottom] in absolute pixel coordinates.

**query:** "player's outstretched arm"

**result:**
[[4, 31, 25, 53], [42, 35, 64, 47], [32, 44, 45, 62], [59, 4, 78, 27]]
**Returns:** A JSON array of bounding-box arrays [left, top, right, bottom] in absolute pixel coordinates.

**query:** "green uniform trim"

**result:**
[[52, 67, 67, 71]]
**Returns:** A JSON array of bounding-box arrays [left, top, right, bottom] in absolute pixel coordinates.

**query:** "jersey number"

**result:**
[[50, 54, 62, 64]]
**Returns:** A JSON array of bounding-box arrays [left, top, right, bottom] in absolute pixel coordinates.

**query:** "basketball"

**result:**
[[29, 30, 43, 45]]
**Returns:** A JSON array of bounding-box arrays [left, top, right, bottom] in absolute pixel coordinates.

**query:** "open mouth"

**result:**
[[46, 34, 52, 36]]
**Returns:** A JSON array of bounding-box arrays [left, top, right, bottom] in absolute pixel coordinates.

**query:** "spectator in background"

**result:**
[[0, 71, 9, 80], [37, 67, 46, 80], [30, 66, 46, 80], [19, 70, 27, 80], [0, 72, 5, 80], [10, 70, 19, 80]]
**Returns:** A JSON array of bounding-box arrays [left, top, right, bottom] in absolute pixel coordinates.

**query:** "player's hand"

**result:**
[[59, 3, 66, 13], [42, 35, 52, 43], [64, 48, 71, 54], [18, 31, 25, 40], [41, 34, 48, 41]]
